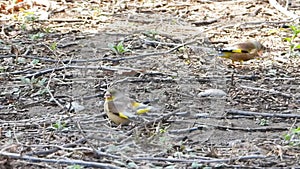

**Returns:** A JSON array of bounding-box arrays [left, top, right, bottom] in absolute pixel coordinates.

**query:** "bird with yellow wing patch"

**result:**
[[218, 40, 266, 64], [104, 89, 156, 125]]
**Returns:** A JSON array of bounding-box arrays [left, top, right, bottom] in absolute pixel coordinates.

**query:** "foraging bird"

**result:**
[[218, 40, 266, 64], [104, 89, 154, 125]]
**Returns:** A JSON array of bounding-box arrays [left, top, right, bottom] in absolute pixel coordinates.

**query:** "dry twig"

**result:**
[[227, 109, 300, 119], [0, 151, 120, 169]]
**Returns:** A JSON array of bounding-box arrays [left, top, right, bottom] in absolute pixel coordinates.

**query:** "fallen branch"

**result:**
[[0, 151, 121, 169], [192, 19, 218, 26], [0, 54, 107, 63], [132, 155, 267, 163], [227, 109, 300, 119], [207, 124, 288, 132], [168, 123, 289, 134], [239, 85, 293, 98], [16, 65, 145, 79]]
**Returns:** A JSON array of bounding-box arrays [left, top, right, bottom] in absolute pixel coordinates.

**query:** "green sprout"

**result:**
[[284, 126, 300, 146], [108, 41, 130, 55], [53, 121, 67, 130], [159, 128, 167, 133], [21, 77, 47, 87], [36, 78, 47, 87], [283, 25, 300, 57], [21, 77, 49, 96], [30, 32, 45, 40], [31, 59, 40, 65], [0, 66, 7, 73], [191, 162, 205, 169], [67, 165, 83, 169], [258, 118, 269, 126], [127, 162, 138, 169], [50, 42, 57, 50]]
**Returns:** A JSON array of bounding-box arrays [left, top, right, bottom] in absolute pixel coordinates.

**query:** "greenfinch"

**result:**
[[218, 40, 266, 64], [104, 89, 154, 125]]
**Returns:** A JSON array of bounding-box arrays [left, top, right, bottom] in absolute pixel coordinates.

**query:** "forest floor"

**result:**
[[0, 0, 300, 168]]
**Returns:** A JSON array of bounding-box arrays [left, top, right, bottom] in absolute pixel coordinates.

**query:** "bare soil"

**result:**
[[0, 0, 300, 168]]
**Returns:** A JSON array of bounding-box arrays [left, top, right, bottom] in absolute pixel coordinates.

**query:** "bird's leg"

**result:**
[[116, 123, 123, 129], [228, 60, 236, 68], [236, 61, 245, 69]]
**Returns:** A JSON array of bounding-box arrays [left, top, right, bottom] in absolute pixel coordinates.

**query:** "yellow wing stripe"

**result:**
[[118, 112, 129, 119], [219, 49, 248, 53], [131, 102, 141, 108], [136, 108, 151, 115]]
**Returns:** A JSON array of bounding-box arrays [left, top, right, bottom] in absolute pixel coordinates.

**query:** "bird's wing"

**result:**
[[112, 100, 135, 116], [235, 42, 257, 53], [218, 47, 249, 54], [107, 89, 157, 116], [106, 100, 136, 119]]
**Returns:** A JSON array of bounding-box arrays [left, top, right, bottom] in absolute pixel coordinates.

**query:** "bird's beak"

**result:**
[[104, 92, 112, 99]]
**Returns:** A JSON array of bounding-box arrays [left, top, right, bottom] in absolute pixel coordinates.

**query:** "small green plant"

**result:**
[[191, 162, 205, 169], [0, 66, 6, 73], [21, 77, 47, 87], [67, 165, 83, 169], [258, 118, 269, 126], [108, 42, 130, 55], [283, 25, 300, 57], [53, 121, 67, 130], [31, 59, 40, 65], [30, 32, 45, 40], [159, 128, 167, 133], [284, 126, 300, 146], [21, 77, 49, 96], [127, 162, 138, 169], [50, 42, 57, 50]]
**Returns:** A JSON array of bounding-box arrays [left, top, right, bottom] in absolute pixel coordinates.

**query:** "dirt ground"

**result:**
[[0, 0, 300, 168]]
